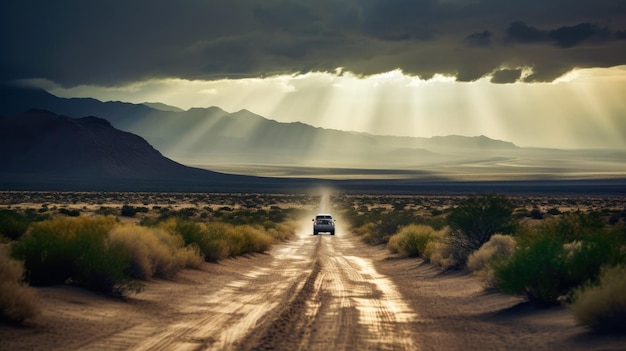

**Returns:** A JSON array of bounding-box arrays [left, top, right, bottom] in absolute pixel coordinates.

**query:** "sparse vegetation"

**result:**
[[446, 194, 516, 266], [0, 209, 48, 240], [0, 245, 40, 323], [568, 264, 626, 333], [108, 224, 202, 280], [3, 198, 299, 296], [11, 216, 138, 295], [494, 215, 625, 305], [158, 218, 294, 262], [1, 190, 624, 318], [467, 234, 517, 289], [387, 224, 439, 258]]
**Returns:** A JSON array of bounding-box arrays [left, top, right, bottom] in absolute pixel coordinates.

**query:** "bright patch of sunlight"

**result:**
[[25, 65, 626, 150]]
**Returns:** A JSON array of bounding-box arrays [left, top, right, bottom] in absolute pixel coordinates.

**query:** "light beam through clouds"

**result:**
[[29, 65, 626, 150]]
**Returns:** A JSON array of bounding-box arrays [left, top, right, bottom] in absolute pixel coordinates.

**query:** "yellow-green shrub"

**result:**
[[108, 224, 202, 280], [227, 225, 274, 256], [569, 265, 626, 333], [0, 245, 40, 323], [12, 216, 119, 286], [160, 219, 278, 262], [467, 234, 517, 288], [422, 228, 458, 270], [265, 221, 297, 241], [388, 224, 437, 257]]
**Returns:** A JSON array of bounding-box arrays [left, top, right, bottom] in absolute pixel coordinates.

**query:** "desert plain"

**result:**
[[1, 191, 625, 351]]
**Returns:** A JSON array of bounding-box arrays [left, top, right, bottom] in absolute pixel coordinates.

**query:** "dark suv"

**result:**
[[313, 214, 335, 235]]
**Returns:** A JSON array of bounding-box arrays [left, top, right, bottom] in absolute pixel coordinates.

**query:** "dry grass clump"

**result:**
[[229, 225, 274, 255], [12, 216, 121, 287], [265, 221, 297, 242], [569, 265, 626, 333], [108, 224, 202, 280], [424, 234, 458, 270], [388, 224, 438, 257], [0, 245, 40, 323], [159, 218, 281, 262], [467, 234, 517, 288]]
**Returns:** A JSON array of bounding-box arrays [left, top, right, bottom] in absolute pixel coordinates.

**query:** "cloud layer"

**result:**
[[1, 0, 625, 86]]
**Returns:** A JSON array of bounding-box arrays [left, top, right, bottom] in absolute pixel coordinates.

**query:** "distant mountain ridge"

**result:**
[[1, 84, 625, 183], [1, 109, 338, 192], [0, 85, 518, 167], [0, 109, 220, 179]]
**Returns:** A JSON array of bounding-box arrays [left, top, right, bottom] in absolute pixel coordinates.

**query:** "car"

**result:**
[[313, 213, 335, 235]]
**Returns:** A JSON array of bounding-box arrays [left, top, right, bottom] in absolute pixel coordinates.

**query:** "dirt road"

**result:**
[[109, 228, 420, 351], [2, 224, 625, 351]]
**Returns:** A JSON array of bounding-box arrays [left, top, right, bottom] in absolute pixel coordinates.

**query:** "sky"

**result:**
[[2, 0, 626, 149]]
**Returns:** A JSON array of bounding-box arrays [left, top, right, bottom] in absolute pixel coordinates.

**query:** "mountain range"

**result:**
[[0, 109, 317, 192], [1, 84, 625, 184]]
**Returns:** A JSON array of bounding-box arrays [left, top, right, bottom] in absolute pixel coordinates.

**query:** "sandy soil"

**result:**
[[2, 229, 625, 351]]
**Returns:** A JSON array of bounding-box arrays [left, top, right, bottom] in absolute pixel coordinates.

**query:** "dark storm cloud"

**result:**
[[507, 21, 612, 48], [463, 31, 492, 47], [1, 0, 625, 86], [490, 69, 522, 84]]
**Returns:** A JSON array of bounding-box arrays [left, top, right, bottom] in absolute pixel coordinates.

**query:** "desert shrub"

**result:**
[[446, 194, 516, 265], [95, 206, 118, 216], [108, 224, 202, 280], [201, 222, 233, 261], [121, 205, 138, 217], [58, 208, 80, 217], [388, 224, 437, 257], [566, 229, 626, 288], [422, 228, 459, 270], [546, 208, 562, 216], [353, 222, 376, 239], [467, 234, 517, 289], [12, 216, 117, 285], [525, 212, 604, 244], [529, 208, 544, 219], [0, 209, 47, 240], [0, 245, 40, 323], [160, 219, 229, 262], [11, 216, 138, 295], [494, 228, 625, 305], [494, 236, 568, 304], [227, 225, 274, 256], [265, 221, 297, 242], [370, 211, 414, 245], [74, 239, 136, 295], [568, 265, 626, 333]]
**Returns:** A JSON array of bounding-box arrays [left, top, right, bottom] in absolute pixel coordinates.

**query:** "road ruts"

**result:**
[[251, 230, 420, 351]]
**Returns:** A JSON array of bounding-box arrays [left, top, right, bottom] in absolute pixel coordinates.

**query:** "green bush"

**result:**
[[121, 205, 138, 217], [11, 216, 138, 295], [569, 265, 626, 333], [108, 224, 202, 280], [419, 227, 460, 269], [446, 194, 516, 265], [0, 245, 40, 323], [467, 234, 517, 289], [525, 212, 604, 244], [158, 218, 282, 262], [495, 236, 568, 304], [387, 224, 438, 257], [0, 209, 47, 240], [494, 227, 625, 305], [58, 208, 80, 217], [159, 219, 229, 262]]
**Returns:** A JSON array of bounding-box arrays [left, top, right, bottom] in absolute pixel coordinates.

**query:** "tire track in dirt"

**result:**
[[251, 233, 421, 351], [79, 230, 320, 351]]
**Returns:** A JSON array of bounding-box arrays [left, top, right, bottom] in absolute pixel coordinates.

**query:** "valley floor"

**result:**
[[2, 229, 625, 351]]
